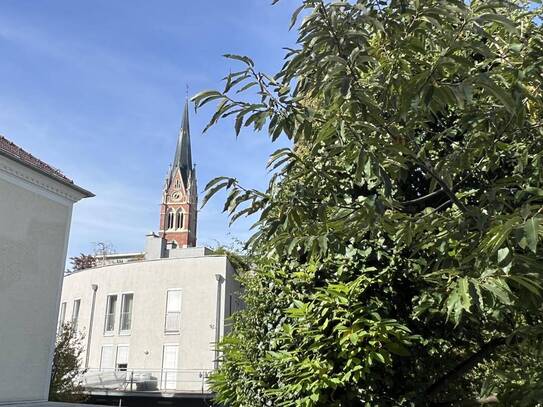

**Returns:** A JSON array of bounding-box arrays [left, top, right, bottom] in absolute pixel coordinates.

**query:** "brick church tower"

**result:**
[[159, 100, 197, 248]]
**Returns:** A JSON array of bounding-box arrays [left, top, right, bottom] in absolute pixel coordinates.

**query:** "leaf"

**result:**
[[477, 13, 518, 34], [223, 54, 254, 67], [524, 217, 539, 253], [497, 247, 510, 265], [385, 342, 410, 357], [481, 278, 513, 305], [201, 177, 234, 208], [507, 275, 542, 297], [355, 148, 366, 183], [234, 114, 244, 137], [476, 77, 516, 114], [479, 217, 519, 255], [458, 277, 472, 313], [290, 5, 305, 30], [191, 90, 223, 108]]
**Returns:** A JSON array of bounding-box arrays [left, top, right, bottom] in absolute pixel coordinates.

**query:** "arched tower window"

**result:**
[[176, 211, 184, 229], [175, 178, 181, 188], [167, 210, 175, 229]]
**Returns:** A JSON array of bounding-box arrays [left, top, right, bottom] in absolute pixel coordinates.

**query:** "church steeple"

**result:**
[[171, 100, 192, 185], [159, 100, 198, 248]]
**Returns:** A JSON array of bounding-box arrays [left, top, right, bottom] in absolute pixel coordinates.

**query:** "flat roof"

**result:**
[[65, 253, 228, 275], [101, 252, 145, 258], [0, 135, 94, 197]]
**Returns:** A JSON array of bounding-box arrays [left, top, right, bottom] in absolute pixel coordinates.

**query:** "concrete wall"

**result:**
[[60, 255, 240, 392], [0, 154, 87, 403]]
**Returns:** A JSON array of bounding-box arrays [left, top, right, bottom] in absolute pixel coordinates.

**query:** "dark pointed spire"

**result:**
[[171, 99, 192, 185]]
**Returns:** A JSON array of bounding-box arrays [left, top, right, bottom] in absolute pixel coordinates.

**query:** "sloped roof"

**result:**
[[0, 135, 94, 197]]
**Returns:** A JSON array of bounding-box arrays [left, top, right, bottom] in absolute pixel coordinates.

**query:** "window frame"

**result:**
[[164, 288, 182, 334], [71, 298, 81, 332], [99, 345, 115, 371], [58, 301, 67, 333], [119, 292, 134, 336], [176, 211, 184, 230], [167, 210, 175, 230], [161, 343, 179, 390], [115, 344, 130, 372], [103, 294, 118, 336]]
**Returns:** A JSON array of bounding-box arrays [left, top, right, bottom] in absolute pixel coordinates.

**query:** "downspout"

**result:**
[[214, 274, 224, 370], [85, 284, 98, 369]]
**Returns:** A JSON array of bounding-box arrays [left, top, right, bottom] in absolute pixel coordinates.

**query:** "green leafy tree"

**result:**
[[49, 323, 87, 402], [211, 238, 252, 273], [194, 0, 543, 405]]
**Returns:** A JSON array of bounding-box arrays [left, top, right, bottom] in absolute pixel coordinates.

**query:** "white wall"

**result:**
[[0, 156, 87, 403], [60, 255, 240, 392]]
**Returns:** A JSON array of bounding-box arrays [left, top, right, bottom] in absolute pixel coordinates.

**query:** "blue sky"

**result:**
[[0, 1, 296, 260]]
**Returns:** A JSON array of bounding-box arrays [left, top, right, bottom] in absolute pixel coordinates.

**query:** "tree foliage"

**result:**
[[195, 0, 543, 405], [68, 253, 96, 273], [49, 323, 87, 402]]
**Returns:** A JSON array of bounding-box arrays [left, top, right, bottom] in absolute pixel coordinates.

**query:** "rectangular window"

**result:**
[[59, 302, 67, 326], [164, 289, 181, 333], [120, 293, 134, 334], [161, 344, 179, 390], [116, 345, 129, 371], [58, 302, 67, 332], [71, 299, 81, 332], [100, 345, 115, 371], [104, 295, 117, 334]]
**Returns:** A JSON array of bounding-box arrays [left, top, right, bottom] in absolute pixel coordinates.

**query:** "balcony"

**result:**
[[82, 368, 213, 397]]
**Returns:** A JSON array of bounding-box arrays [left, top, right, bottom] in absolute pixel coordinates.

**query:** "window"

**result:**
[[100, 345, 115, 371], [176, 211, 183, 229], [58, 302, 67, 330], [116, 345, 129, 371], [100, 345, 129, 372], [175, 178, 180, 188], [104, 295, 117, 334], [71, 299, 81, 332], [165, 289, 181, 333], [167, 210, 175, 229], [161, 344, 179, 390], [120, 293, 134, 334]]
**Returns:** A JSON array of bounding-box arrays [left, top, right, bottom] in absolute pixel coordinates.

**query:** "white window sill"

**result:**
[[104, 332, 115, 337], [164, 331, 181, 335]]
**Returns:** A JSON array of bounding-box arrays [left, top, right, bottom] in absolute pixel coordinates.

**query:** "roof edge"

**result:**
[[0, 142, 94, 198]]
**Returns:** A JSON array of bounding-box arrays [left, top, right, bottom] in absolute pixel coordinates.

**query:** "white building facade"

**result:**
[[60, 247, 239, 394], [0, 136, 93, 404]]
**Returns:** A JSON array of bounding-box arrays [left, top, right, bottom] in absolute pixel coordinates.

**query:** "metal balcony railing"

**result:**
[[82, 368, 213, 394]]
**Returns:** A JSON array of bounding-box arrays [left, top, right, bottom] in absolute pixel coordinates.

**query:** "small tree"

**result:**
[[49, 323, 87, 402], [68, 253, 96, 272]]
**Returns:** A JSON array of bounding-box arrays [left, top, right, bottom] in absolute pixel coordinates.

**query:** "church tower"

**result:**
[[159, 100, 197, 248]]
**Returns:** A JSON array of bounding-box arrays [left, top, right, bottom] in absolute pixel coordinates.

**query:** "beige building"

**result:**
[[0, 136, 93, 404], [59, 102, 241, 396]]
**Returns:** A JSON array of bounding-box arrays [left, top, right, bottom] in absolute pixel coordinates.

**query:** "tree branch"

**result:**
[[423, 337, 506, 401], [401, 188, 445, 205]]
